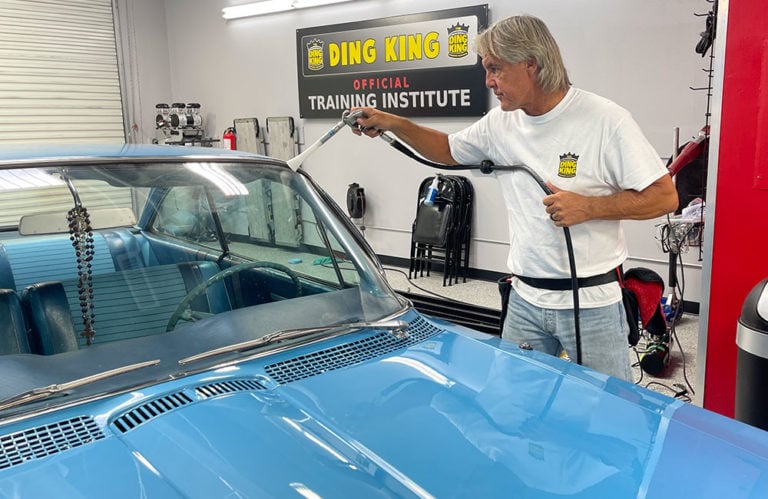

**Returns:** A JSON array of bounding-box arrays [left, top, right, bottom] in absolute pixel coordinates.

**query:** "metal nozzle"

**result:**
[[341, 109, 364, 129]]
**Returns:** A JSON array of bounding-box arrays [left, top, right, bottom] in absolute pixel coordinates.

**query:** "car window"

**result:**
[[0, 175, 138, 230], [152, 185, 218, 242], [151, 179, 361, 287], [0, 157, 404, 419]]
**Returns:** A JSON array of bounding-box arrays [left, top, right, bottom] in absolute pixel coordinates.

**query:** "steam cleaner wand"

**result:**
[[286, 110, 364, 171]]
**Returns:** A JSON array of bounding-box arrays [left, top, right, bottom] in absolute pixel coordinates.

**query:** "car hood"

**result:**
[[2, 319, 768, 498]]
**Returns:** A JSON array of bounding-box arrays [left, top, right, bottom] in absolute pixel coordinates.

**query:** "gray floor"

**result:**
[[383, 266, 699, 405]]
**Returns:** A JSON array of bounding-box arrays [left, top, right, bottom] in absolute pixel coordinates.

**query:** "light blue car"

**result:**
[[0, 144, 766, 498]]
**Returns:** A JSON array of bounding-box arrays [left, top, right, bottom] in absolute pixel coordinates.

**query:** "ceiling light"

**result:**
[[222, 0, 356, 20]]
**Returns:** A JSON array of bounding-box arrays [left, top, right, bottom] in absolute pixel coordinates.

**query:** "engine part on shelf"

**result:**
[[155, 103, 170, 128], [153, 102, 217, 147]]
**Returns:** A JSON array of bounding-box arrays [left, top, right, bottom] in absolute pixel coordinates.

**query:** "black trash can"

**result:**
[[735, 278, 768, 430]]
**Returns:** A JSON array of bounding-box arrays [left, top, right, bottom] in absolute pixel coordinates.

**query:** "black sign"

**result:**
[[296, 5, 489, 119]]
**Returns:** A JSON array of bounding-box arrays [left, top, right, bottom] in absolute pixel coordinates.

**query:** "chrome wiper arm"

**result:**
[[179, 319, 409, 365], [0, 359, 160, 412]]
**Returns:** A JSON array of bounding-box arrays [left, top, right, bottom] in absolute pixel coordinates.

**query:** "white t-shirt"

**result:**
[[448, 87, 668, 309]]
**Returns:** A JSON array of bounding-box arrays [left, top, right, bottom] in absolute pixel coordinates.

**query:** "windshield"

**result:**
[[0, 155, 406, 417]]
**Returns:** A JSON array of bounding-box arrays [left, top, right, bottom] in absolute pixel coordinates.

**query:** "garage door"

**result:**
[[0, 0, 125, 145]]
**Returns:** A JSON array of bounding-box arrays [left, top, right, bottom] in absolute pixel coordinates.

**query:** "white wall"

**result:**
[[121, 0, 709, 302], [114, 0, 172, 144]]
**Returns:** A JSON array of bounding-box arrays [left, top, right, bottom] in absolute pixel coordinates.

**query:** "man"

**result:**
[[352, 15, 678, 380]]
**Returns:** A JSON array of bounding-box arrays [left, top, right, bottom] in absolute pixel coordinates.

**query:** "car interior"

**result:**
[[0, 163, 395, 360]]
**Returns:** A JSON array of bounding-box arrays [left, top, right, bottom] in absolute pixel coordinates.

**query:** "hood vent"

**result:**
[[113, 391, 194, 433], [113, 378, 265, 434], [265, 316, 441, 385], [195, 378, 265, 398], [0, 416, 104, 470]]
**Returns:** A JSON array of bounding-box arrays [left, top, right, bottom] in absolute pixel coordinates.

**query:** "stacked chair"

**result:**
[[409, 174, 474, 286]]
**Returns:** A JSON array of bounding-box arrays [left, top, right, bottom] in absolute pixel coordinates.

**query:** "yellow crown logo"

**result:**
[[558, 153, 579, 178], [447, 22, 470, 59], [306, 38, 324, 71], [447, 22, 470, 35]]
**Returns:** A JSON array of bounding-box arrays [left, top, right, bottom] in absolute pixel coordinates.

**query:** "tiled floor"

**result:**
[[383, 265, 700, 405]]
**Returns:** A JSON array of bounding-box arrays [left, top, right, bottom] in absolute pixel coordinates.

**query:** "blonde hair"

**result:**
[[476, 15, 570, 93]]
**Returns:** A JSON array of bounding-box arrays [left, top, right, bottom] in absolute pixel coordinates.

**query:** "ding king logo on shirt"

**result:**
[[558, 152, 579, 178]]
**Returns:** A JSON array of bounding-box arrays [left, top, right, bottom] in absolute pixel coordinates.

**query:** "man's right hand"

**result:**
[[348, 107, 457, 165], [350, 107, 397, 137]]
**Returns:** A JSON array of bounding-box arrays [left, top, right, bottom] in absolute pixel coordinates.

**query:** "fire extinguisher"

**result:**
[[223, 127, 237, 150]]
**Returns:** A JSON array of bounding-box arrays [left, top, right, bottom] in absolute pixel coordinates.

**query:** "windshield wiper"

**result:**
[[0, 359, 161, 412], [179, 319, 410, 365]]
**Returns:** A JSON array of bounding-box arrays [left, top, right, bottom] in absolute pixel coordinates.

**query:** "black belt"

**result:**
[[515, 268, 620, 291]]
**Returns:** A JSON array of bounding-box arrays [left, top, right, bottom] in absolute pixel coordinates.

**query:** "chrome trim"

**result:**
[[0, 154, 286, 170], [180, 306, 413, 372], [0, 359, 161, 412], [178, 319, 410, 365], [736, 323, 768, 358]]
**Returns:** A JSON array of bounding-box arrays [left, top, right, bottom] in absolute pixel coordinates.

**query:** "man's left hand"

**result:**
[[543, 182, 591, 227]]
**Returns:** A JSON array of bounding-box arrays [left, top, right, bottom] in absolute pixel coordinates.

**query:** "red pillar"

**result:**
[[703, 0, 768, 416]]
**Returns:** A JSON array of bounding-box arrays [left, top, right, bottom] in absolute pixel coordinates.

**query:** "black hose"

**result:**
[[387, 139, 583, 364]]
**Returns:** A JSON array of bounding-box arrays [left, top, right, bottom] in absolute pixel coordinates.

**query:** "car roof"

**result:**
[[0, 143, 273, 167]]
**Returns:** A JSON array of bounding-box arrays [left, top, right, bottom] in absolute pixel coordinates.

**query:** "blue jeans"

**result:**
[[501, 286, 632, 381]]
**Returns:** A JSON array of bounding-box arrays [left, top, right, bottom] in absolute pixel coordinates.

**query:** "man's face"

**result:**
[[482, 54, 538, 113]]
